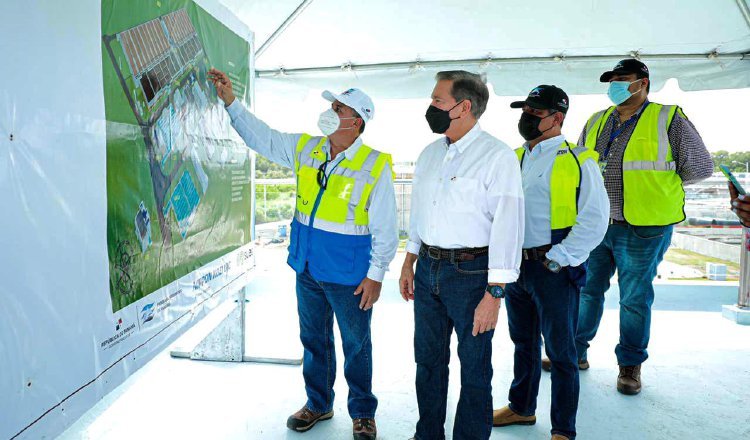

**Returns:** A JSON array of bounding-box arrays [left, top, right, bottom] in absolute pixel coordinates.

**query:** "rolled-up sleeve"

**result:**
[[547, 158, 610, 267], [366, 163, 399, 282], [487, 149, 525, 284], [226, 99, 301, 169]]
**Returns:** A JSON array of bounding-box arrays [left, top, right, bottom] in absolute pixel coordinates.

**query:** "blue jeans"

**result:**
[[505, 260, 580, 440], [576, 224, 673, 366], [296, 267, 376, 419], [413, 249, 493, 440]]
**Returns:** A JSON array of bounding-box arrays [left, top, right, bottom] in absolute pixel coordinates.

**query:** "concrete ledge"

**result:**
[[672, 232, 741, 264], [722, 304, 750, 325]]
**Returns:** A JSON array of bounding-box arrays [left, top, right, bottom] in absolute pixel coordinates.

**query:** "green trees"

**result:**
[[255, 155, 293, 179], [711, 151, 750, 173], [255, 156, 295, 224]]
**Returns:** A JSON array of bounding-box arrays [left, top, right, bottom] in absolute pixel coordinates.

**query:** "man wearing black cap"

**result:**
[[539, 59, 712, 395], [492, 85, 609, 440]]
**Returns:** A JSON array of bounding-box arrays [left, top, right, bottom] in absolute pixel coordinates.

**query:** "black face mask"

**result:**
[[425, 100, 464, 134], [518, 111, 555, 141]]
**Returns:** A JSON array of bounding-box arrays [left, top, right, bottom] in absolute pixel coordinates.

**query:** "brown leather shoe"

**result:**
[[492, 405, 536, 427], [551, 434, 571, 440], [353, 418, 376, 440], [617, 364, 642, 395], [542, 357, 590, 372], [286, 406, 334, 432]]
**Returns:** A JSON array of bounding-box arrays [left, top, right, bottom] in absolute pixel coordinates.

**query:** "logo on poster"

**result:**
[[236, 247, 253, 267], [100, 317, 137, 350], [141, 303, 155, 324]]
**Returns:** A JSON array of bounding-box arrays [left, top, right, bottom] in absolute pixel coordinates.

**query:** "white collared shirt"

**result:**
[[520, 135, 610, 267], [225, 99, 398, 282], [406, 123, 524, 284]]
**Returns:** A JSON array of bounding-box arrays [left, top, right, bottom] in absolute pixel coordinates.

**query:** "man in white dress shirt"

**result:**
[[209, 69, 397, 440], [491, 85, 609, 440], [399, 70, 525, 440]]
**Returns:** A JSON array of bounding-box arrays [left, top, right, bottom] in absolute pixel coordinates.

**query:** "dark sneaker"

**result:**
[[617, 364, 642, 395], [353, 418, 377, 440], [286, 406, 334, 432], [542, 357, 590, 372]]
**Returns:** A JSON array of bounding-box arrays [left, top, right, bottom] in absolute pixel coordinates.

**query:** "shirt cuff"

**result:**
[[225, 99, 242, 120], [367, 265, 386, 283], [547, 245, 574, 268], [405, 240, 422, 255], [488, 269, 519, 284]]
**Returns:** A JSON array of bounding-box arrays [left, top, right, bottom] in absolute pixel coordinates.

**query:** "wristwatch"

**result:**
[[486, 284, 506, 299], [543, 258, 562, 273]]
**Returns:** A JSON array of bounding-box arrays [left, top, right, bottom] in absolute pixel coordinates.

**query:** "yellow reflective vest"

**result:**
[[288, 134, 392, 284], [515, 142, 599, 231], [584, 103, 685, 226]]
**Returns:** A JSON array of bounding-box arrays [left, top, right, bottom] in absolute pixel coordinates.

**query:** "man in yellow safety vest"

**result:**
[[541, 59, 713, 396], [491, 85, 609, 440]]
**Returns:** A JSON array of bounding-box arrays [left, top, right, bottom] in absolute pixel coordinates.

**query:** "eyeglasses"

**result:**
[[317, 160, 330, 190]]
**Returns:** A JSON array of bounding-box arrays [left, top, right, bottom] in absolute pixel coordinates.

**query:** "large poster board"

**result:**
[[0, 1, 255, 439], [102, 0, 253, 312]]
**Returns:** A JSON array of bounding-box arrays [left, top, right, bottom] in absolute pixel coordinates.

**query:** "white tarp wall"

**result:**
[[0, 1, 256, 439]]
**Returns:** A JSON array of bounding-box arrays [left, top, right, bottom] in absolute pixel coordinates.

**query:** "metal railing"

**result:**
[[739, 228, 750, 308]]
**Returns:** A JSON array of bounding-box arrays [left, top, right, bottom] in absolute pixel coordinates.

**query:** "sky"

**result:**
[[255, 79, 750, 163]]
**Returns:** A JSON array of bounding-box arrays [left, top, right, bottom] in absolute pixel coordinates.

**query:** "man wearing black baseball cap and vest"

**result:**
[[540, 59, 713, 395], [492, 86, 608, 440]]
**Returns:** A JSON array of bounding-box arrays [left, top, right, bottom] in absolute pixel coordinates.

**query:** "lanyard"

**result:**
[[601, 101, 650, 161], [319, 151, 343, 189], [326, 151, 343, 176]]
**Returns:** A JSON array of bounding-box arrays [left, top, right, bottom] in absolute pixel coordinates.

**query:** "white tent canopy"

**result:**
[[222, 0, 750, 97]]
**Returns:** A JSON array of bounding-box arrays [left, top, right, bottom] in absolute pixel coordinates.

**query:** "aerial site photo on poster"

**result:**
[[101, 0, 253, 312]]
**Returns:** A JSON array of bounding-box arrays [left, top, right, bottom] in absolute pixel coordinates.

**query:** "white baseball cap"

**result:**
[[321, 88, 375, 122]]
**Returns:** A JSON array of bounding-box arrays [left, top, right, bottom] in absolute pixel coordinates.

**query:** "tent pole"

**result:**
[[736, 0, 750, 30], [255, 0, 315, 59], [256, 52, 749, 77]]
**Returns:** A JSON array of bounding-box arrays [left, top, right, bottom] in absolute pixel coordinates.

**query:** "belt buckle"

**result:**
[[427, 247, 441, 260]]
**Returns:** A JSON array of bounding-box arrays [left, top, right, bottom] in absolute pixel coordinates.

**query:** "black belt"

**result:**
[[420, 244, 488, 262], [609, 218, 629, 226], [522, 244, 552, 261]]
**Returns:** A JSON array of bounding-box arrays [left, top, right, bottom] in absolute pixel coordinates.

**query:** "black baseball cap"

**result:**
[[510, 85, 569, 114], [600, 58, 650, 82]]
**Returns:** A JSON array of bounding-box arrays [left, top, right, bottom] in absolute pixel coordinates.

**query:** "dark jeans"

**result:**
[[576, 224, 673, 366], [296, 267, 376, 419], [505, 260, 580, 439], [413, 248, 493, 440]]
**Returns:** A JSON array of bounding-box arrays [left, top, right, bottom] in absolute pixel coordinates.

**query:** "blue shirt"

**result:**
[[520, 135, 610, 267]]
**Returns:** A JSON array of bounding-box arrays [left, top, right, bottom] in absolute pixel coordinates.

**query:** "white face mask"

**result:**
[[317, 108, 356, 136]]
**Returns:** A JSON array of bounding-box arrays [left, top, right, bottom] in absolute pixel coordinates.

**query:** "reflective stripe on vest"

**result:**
[[584, 103, 685, 226], [515, 142, 599, 230], [293, 134, 392, 235]]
